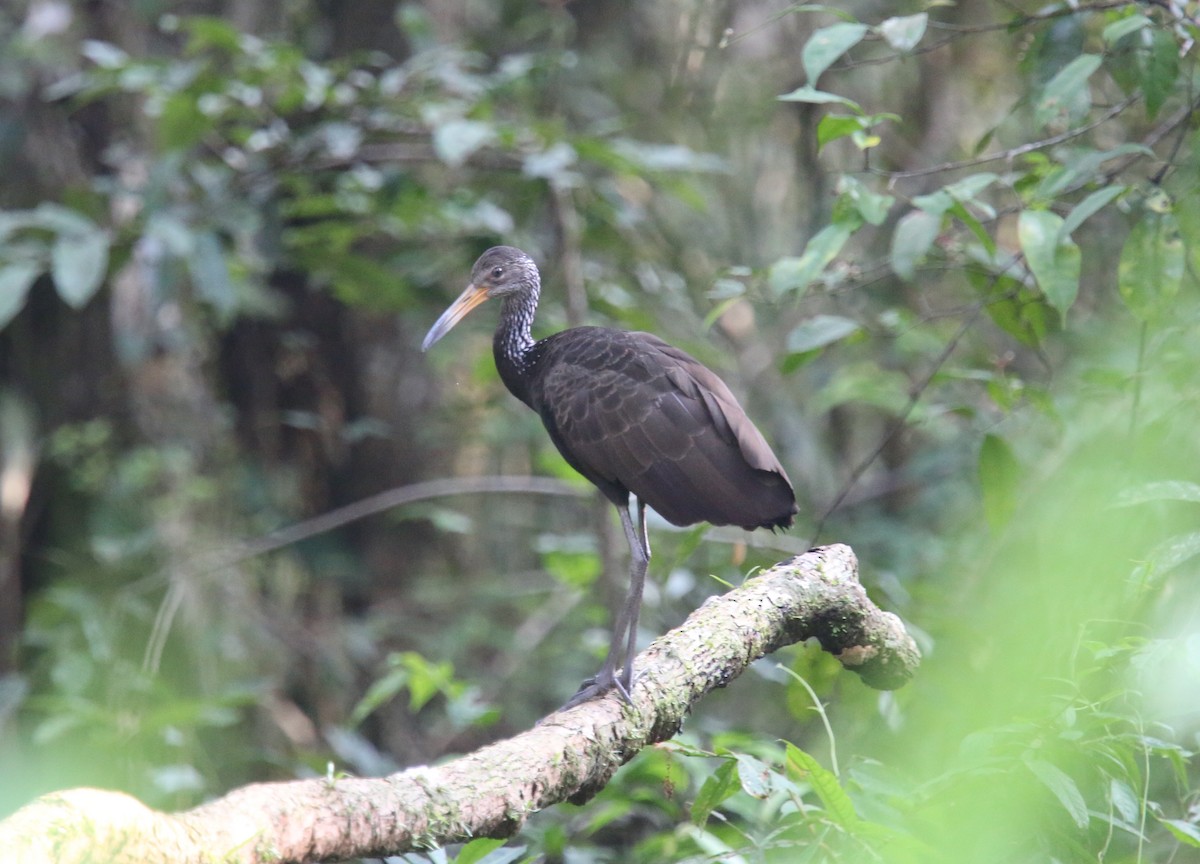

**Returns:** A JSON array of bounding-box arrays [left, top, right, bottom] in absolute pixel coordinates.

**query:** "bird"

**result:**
[[422, 246, 796, 709]]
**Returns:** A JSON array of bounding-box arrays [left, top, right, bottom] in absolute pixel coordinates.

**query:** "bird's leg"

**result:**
[[617, 499, 650, 698], [560, 499, 650, 710]]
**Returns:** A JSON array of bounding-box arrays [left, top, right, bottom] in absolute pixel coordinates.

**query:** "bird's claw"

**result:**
[[556, 668, 635, 711]]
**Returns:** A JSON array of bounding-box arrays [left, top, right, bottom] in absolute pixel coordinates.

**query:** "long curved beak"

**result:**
[[421, 282, 490, 352]]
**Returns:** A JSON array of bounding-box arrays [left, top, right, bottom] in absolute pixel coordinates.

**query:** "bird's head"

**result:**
[[421, 246, 540, 352]]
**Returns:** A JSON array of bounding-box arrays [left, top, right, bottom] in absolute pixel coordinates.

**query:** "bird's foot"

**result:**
[[557, 668, 635, 711], [557, 679, 611, 711]]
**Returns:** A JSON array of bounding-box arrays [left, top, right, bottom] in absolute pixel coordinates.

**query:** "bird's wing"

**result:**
[[650, 339, 788, 475], [534, 330, 794, 528]]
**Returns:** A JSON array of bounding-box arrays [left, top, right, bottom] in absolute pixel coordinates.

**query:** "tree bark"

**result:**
[[0, 543, 918, 864]]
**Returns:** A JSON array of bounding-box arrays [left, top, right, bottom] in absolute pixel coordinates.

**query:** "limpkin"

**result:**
[[422, 246, 796, 708]]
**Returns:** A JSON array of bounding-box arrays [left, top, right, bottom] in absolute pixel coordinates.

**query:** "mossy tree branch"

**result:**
[[1, 544, 919, 864]]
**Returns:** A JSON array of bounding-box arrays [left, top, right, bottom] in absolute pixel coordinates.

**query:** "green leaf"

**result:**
[[1033, 146, 1150, 201], [159, 92, 209, 151], [399, 652, 458, 711], [1044, 53, 1102, 100], [432, 119, 496, 168], [813, 362, 912, 415], [914, 174, 996, 216], [786, 314, 860, 354], [188, 232, 237, 318], [610, 139, 725, 173], [1102, 14, 1150, 46], [540, 547, 601, 589], [734, 753, 776, 799], [948, 201, 995, 256], [452, 838, 506, 864], [708, 277, 746, 301], [348, 663, 410, 727], [32, 711, 88, 745], [522, 142, 578, 180], [785, 744, 859, 827], [691, 758, 740, 826], [979, 434, 1020, 528], [701, 295, 743, 331], [1118, 210, 1184, 322], [1141, 29, 1179, 119], [1113, 481, 1200, 507], [1174, 186, 1200, 275], [348, 651, 460, 724], [1158, 817, 1200, 848], [979, 275, 1050, 348], [0, 262, 41, 329], [851, 128, 880, 150], [51, 228, 109, 309], [29, 202, 95, 235], [891, 210, 941, 280], [1133, 532, 1200, 586], [818, 114, 867, 150], [993, 285, 1051, 350], [837, 176, 894, 225], [1035, 54, 1100, 128], [318, 252, 413, 310], [1025, 758, 1089, 829], [777, 86, 862, 112], [768, 223, 852, 297], [1108, 778, 1141, 824], [1018, 210, 1080, 319], [878, 14, 927, 52], [181, 16, 244, 52], [912, 189, 953, 216], [803, 22, 869, 84], [1059, 186, 1124, 239], [81, 40, 130, 69]]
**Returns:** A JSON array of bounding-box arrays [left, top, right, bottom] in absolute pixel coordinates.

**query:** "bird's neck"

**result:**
[[494, 290, 539, 408]]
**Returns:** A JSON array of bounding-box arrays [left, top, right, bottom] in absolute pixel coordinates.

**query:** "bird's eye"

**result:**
[[491, 266, 504, 279]]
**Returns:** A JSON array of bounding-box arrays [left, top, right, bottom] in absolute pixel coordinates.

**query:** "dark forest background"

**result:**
[[2, 1, 1199, 861]]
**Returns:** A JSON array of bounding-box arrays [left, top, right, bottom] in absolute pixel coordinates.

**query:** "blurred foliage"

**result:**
[[1, 0, 1200, 862]]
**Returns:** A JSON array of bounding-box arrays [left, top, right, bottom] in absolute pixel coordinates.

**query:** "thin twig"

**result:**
[[142, 476, 584, 674], [811, 277, 1006, 542], [1128, 320, 1147, 444], [924, 0, 1140, 35], [551, 184, 587, 330], [779, 665, 840, 776], [876, 95, 1139, 181]]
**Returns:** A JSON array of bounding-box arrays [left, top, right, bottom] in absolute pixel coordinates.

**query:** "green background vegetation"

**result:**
[[1, 0, 1199, 861]]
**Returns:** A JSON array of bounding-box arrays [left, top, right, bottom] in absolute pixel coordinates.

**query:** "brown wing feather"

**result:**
[[529, 328, 796, 530]]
